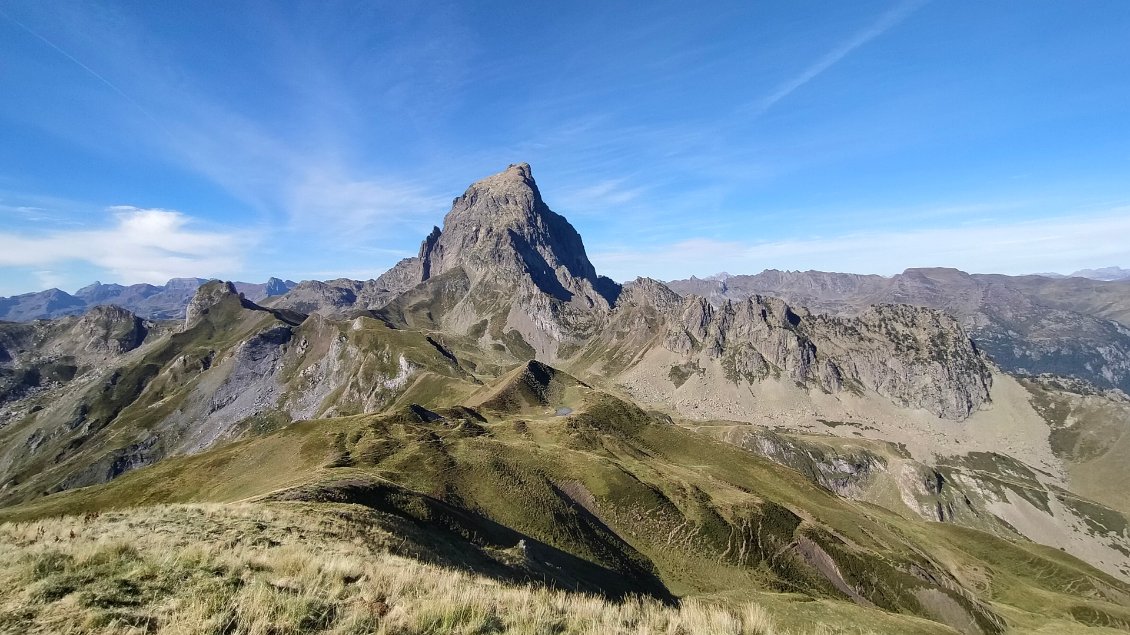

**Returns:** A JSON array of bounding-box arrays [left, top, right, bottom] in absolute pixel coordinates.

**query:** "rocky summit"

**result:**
[[1, 164, 1129, 635], [390, 163, 618, 307]]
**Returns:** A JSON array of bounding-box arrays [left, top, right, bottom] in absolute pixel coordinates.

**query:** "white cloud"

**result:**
[[590, 208, 1130, 282], [0, 208, 247, 284]]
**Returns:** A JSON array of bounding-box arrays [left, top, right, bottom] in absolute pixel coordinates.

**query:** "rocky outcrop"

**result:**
[[667, 268, 1130, 396], [820, 304, 992, 420], [0, 304, 153, 378], [722, 427, 888, 498], [184, 281, 241, 329], [70, 305, 148, 355], [374, 164, 621, 314], [418, 163, 619, 309], [607, 280, 992, 420], [618, 277, 684, 315]]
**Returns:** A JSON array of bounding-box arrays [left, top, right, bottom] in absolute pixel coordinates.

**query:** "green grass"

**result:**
[[1019, 377, 1130, 515], [0, 502, 958, 635], [7, 390, 1128, 633], [4, 332, 1130, 635]]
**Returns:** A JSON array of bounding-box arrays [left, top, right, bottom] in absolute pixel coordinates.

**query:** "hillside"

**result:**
[[1, 502, 979, 635]]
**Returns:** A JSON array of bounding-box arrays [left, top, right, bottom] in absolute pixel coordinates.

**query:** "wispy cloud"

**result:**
[[32, 270, 66, 291], [0, 208, 248, 285], [554, 178, 648, 216], [590, 207, 1130, 281], [750, 0, 929, 116], [288, 168, 452, 239], [1, 3, 466, 242]]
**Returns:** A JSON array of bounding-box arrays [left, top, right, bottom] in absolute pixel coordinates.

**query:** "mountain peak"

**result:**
[[443, 162, 546, 232], [184, 280, 239, 328], [411, 163, 618, 307], [504, 161, 533, 180]]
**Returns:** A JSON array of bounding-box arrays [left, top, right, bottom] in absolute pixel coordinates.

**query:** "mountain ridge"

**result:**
[[668, 267, 1130, 395], [0, 277, 297, 322]]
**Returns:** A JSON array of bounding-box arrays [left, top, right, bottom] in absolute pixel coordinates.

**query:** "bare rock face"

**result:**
[[597, 279, 992, 420], [686, 297, 990, 419], [618, 277, 684, 315], [380, 164, 620, 313], [820, 304, 992, 419], [70, 305, 148, 355], [371, 164, 623, 359], [419, 163, 619, 309], [184, 280, 240, 329], [373, 255, 425, 298], [667, 267, 1130, 396]]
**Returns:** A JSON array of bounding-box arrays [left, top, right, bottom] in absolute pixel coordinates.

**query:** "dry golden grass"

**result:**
[[0, 502, 860, 635]]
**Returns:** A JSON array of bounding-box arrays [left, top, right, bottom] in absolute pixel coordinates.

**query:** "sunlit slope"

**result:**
[[4, 386, 1129, 633]]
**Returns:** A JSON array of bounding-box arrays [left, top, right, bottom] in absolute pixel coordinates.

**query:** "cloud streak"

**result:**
[[288, 169, 453, 239], [0, 4, 161, 126], [0, 208, 247, 285], [752, 0, 928, 115]]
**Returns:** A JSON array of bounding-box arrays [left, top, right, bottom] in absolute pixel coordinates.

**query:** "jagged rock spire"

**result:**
[[379, 163, 620, 310]]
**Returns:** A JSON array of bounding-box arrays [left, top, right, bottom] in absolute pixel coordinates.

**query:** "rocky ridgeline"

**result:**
[[609, 278, 991, 420], [668, 267, 1130, 395]]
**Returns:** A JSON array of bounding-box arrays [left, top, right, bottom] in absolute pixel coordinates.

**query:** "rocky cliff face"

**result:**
[[419, 163, 619, 308], [371, 163, 620, 311], [668, 268, 1130, 396], [592, 279, 992, 420], [351, 164, 623, 359]]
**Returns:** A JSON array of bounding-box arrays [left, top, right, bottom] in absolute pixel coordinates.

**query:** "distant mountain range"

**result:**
[[0, 277, 295, 322], [1032, 266, 1130, 281], [1069, 266, 1130, 281]]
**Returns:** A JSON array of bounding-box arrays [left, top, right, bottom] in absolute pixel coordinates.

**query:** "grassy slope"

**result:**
[[3, 389, 1129, 633], [0, 294, 281, 506], [1020, 378, 1130, 515], [0, 503, 795, 635], [6, 502, 1044, 634]]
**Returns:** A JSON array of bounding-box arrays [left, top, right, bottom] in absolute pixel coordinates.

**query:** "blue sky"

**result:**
[[1, 1, 1129, 295]]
